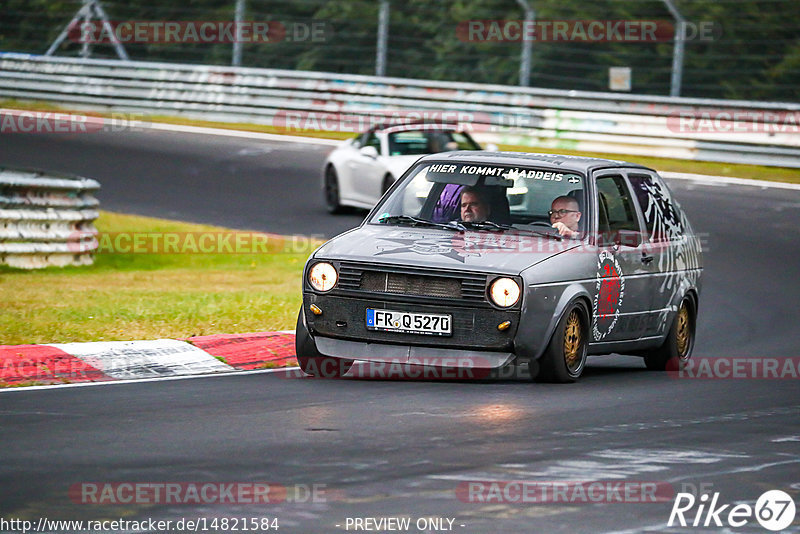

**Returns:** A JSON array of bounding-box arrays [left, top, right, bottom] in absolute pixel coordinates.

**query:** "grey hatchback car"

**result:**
[[296, 152, 703, 382]]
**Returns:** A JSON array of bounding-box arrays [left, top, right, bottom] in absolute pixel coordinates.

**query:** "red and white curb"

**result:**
[[0, 331, 296, 388]]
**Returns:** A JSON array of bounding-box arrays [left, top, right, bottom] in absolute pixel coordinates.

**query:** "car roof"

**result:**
[[416, 150, 655, 174]]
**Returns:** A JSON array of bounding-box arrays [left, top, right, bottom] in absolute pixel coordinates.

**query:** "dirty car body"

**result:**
[[298, 152, 703, 382]]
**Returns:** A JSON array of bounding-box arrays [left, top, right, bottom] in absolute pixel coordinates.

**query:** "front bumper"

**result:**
[[302, 293, 520, 367]]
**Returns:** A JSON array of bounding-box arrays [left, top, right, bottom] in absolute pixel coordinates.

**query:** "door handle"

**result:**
[[641, 254, 654, 264]]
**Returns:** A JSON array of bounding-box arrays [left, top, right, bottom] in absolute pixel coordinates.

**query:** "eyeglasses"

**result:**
[[548, 209, 579, 217]]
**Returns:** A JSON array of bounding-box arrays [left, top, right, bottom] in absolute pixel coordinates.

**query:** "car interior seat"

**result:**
[[487, 188, 512, 225]]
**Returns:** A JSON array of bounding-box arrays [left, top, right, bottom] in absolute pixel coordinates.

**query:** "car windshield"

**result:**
[[370, 161, 587, 236], [386, 130, 481, 156]]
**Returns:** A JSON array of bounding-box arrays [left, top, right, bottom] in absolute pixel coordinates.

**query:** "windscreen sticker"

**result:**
[[592, 250, 625, 341], [426, 165, 567, 186], [502, 168, 565, 182]]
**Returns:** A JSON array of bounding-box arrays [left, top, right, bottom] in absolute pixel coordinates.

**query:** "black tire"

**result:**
[[324, 165, 344, 214], [381, 174, 395, 195], [535, 301, 589, 383], [295, 309, 353, 378], [643, 295, 696, 371]]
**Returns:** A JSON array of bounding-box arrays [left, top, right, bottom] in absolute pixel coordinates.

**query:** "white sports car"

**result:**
[[322, 122, 491, 213]]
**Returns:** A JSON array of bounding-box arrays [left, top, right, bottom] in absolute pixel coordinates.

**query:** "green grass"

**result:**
[[0, 211, 319, 345], [3, 98, 798, 184]]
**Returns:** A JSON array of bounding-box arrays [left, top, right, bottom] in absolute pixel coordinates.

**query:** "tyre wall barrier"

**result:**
[[0, 166, 100, 269]]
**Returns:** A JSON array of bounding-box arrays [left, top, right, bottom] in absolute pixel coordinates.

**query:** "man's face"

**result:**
[[460, 191, 490, 222], [550, 198, 581, 231]]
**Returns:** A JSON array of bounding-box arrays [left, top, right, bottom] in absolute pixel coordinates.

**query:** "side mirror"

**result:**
[[360, 145, 379, 159]]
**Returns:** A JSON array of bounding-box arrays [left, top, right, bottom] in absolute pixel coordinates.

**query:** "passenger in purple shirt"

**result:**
[[431, 183, 464, 223]]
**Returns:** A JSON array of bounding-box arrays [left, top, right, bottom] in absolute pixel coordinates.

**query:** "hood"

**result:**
[[313, 224, 580, 275]]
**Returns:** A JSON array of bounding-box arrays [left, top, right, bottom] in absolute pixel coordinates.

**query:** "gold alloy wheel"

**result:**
[[564, 310, 583, 372], [676, 303, 691, 358]]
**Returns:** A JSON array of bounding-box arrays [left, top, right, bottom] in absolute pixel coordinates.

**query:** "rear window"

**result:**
[[628, 173, 685, 241], [386, 130, 480, 155]]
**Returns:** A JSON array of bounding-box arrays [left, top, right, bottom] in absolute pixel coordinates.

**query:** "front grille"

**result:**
[[362, 271, 459, 298], [338, 264, 363, 290], [336, 262, 487, 303]]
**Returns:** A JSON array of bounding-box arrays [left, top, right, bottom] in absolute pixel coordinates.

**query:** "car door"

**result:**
[[626, 170, 690, 338], [591, 171, 653, 342], [348, 132, 386, 205]]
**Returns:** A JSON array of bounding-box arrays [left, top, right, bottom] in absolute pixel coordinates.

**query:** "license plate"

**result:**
[[366, 308, 452, 336]]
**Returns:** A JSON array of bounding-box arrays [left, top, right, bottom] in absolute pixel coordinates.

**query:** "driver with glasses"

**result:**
[[549, 196, 582, 239]]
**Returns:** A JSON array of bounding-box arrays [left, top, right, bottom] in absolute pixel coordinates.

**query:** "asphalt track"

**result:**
[[1, 129, 800, 533]]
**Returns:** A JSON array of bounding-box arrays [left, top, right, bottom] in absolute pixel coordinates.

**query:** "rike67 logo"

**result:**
[[668, 490, 796, 531]]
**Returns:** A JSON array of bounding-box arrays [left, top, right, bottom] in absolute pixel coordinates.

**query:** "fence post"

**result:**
[[662, 0, 685, 97], [233, 0, 246, 66], [376, 0, 390, 76], [516, 0, 534, 87]]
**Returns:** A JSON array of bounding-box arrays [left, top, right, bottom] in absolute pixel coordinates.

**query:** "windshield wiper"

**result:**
[[513, 224, 564, 241], [378, 215, 466, 232], [460, 220, 514, 232], [459, 220, 562, 240]]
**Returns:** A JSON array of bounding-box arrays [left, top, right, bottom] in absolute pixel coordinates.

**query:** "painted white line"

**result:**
[[771, 435, 800, 443], [142, 127, 800, 191], [145, 122, 342, 146], [0, 366, 301, 393], [0, 108, 342, 147], [661, 171, 800, 191]]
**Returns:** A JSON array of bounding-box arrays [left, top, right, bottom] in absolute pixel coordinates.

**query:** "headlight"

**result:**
[[489, 277, 520, 307], [309, 262, 338, 292]]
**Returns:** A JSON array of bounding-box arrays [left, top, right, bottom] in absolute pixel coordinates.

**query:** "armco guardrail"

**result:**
[[0, 53, 798, 167], [0, 167, 100, 269]]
